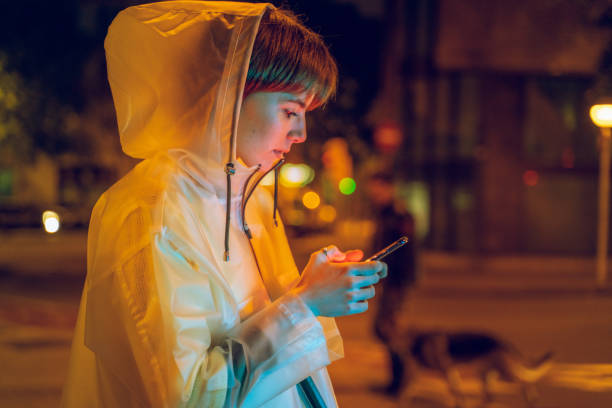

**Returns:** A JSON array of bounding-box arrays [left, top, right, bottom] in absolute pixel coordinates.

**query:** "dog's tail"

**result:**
[[501, 350, 555, 383]]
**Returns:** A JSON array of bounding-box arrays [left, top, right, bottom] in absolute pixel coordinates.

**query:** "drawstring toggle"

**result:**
[[224, 162, 236, 176]]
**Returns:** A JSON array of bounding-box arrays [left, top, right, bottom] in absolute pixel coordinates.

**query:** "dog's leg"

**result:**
[[481, 369, 496, 406], [521, 382, 539, 408], [397, 349, 422, 406], [445, 367, 466, 408], [397, 381, 416, 408], [432, 336, 466, 408]]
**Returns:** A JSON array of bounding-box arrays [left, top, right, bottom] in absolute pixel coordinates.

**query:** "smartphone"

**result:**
[[366, 236, 409, 262]]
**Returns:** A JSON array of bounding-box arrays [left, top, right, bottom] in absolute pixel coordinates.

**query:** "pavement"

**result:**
[[2, 228, 611, 294], [1, 227, 612, 407]]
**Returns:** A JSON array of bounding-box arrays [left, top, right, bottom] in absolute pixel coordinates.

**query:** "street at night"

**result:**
[[1, 230, 611, 407], [2, 0, 612, 407]]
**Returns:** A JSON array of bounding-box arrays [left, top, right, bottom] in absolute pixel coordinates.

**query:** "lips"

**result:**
[[273, 149, 288, 158]]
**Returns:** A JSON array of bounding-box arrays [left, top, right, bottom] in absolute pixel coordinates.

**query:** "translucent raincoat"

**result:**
[[61, 2, 343, 407]]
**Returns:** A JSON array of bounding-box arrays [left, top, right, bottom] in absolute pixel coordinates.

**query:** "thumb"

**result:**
[[343, 249, 364, 262], [327, 248, 364, 262]]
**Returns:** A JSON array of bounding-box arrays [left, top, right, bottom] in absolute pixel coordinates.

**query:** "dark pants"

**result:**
[[374, 284, 410, 393]]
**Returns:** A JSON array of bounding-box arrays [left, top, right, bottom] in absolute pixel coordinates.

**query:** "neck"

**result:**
[[169, 150, 261, 199]]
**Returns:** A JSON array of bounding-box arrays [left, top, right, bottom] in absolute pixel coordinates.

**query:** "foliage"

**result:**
[[0, 2, 136, 166], [0, 54, 82, 166]]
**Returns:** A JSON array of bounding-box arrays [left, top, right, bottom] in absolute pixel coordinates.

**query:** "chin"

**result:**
[[259, 161, 274, 173]]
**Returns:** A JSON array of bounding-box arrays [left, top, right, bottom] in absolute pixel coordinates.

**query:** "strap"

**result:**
[[297, 377, 327, 408], [223, 162, 236, 261]]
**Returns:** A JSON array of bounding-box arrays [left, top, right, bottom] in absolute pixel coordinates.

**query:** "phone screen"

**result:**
[[366, 236, 409, 262]]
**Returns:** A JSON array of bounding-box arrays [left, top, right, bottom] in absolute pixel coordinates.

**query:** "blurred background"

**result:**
[[1, 0, 612, 407]]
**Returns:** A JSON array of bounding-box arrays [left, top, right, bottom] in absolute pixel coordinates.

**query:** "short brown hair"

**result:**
[[244, 8, 338, 110]]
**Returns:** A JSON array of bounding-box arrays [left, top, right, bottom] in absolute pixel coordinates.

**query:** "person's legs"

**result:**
[[385, 349, 405, 394], [373, 286, 407, 395]]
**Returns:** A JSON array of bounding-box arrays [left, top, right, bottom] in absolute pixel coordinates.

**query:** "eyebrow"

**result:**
[[280, 97, 306, 109]]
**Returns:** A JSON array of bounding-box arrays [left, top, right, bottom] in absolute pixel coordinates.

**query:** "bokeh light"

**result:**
[[523, 170, 539, 186], [590, 104, 612, 128], [42, 210, 60, 233], [286, 209, 305, 226], [318, 205, 337, 223], [280, 164, 315, 188], [302, 191, 321, 210], [338, 177, 356, 195]]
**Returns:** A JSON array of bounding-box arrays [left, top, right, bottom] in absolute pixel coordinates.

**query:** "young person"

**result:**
[[62, 2, 386, 408]]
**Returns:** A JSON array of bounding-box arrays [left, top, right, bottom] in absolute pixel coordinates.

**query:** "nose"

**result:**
[[290, 119, 307, 144], [290, 129, 306, 144]]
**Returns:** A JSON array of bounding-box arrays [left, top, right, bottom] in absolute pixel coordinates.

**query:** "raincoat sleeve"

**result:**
[[86, 199, 331, 408]]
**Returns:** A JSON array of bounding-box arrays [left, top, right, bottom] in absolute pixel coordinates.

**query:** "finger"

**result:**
[[377, 262, 388, 279], [326, 246, 346, 262], [347, 286, 375, 302], [328, 248, 348, 262], [350, 274, 380, 289], [343, 249, 364, 262], [317, 245, 340, 262], [347, 261, 385, 276], [324, 247, 363, 263], [347, 300, 368, 315]]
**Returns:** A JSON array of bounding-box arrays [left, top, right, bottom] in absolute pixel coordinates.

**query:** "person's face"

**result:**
[[237, 91, 312, 172]]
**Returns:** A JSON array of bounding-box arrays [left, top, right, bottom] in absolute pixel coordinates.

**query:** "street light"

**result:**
[[42, 210, 60, 234], [590, 101, 612, 287]]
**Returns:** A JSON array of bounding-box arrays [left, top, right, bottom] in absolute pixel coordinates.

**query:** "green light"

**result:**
[[338, 177, 356, 195]]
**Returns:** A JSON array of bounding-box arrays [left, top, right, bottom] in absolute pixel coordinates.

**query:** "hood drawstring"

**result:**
[[240, 164, 261, 240], [226, 159, 285, 261], [224, 162, 236, 261], [273, 165, 280, 227], [241, 160, 283, 240]]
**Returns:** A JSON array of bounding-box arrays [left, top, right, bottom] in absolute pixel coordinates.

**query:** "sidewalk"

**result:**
[[2, 228, 612, 295], [416, 251, 612, 297], [287, 228, 612, 296], [1, 230, 612, 407], [0, 229, 86, 277]]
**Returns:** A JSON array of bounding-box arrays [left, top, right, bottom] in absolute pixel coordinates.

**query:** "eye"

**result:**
[[283, 109, 298, 119]]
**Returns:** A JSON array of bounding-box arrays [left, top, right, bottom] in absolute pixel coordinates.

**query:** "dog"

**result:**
[[390, 330, 554, 407]]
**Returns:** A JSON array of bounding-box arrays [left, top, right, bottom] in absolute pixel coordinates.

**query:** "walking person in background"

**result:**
[[367, 168, 418, 396], [61, 2, 387, 407]]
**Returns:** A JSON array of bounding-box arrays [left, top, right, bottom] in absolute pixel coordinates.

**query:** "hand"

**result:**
[[291, 245, 388, 317]]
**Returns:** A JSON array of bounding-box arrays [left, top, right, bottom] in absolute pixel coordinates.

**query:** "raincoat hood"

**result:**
[[105, 1, 272, 168], [106, 1, 277, 260]]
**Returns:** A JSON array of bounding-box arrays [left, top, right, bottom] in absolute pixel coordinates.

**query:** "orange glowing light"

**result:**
[[590, 104, 612, 128], [523, 170, 539, 186], [302, 191, 321, 210], [374, 123, 403, 152], [318, 205, 337, 223]]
